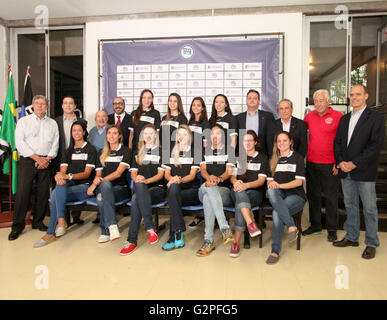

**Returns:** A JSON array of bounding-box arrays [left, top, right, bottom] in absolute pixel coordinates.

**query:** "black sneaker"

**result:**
[[302, 226, 322, 236], [188, 217, 203, 228], [327, 231, 337, 242]]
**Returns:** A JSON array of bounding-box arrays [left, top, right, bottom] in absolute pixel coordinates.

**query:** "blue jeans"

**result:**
[[230, 189, 263, 231], [267, 188, 305, 255], [96, 181, 130, 235], [47, 181, 90, 235], [198, 184, 232, 242], [127, 183, 166, 245], [167, 184, 200, 235], [341, 174, 379, 247]]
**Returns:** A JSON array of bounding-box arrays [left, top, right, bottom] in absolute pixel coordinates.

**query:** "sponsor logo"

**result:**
[[180, 45, 194, 59]]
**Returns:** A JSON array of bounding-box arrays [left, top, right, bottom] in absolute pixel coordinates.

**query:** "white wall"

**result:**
[[85, 12, 304, 127], [0, 25, 7, 110]]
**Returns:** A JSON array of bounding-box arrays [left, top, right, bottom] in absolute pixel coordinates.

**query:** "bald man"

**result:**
[[88, 110, 108, 152]]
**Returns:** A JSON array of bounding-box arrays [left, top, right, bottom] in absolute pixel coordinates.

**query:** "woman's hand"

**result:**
[[167, 176, 181, 188], [135, 175, 146, 184], [87, 184, 96, 196], [268, 180, 281, 189]]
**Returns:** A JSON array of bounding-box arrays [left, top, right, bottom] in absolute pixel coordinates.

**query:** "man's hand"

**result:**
[[332, 164, 338, 176], [338, 161, 357, 173]]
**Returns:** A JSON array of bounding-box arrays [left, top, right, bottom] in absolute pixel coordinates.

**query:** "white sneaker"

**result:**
[[108, 224, 121, 241], [98, 235, 110, 243]]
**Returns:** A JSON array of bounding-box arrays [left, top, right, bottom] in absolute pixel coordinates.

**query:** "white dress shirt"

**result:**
[[115, 113, 125, 125], [281, 117, 292, 132], [347, 105, 367, 146], [15, 113, 60, 158], [63, 115, 77, 149]]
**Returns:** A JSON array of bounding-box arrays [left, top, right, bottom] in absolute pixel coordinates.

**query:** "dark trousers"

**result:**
[[12, 157, 51, 232], [127, 183, 166, 244], [306, 162, 338, 231], [167, 184, 200, 236]]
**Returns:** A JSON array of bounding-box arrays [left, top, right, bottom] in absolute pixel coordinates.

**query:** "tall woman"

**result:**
[[229, 130, 269, 258], [161, 125, 200, 251], [208, 94, 238, 149], [33, 121, 97, 247], [120, 124, 166, 255], [266, 131, 306, 264], [87, 125, 132, 243], [129, 89, 161, 153], [196, 124, 235, 257]]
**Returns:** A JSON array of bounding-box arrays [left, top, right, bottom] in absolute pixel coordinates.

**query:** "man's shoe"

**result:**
[[333, 238, 359, 247], [32, 223, 48, 232], [8, 230, 21, 241], [302, 226, 322, 236], [327, 231, 337, 242], [362, 246, 376, 259]]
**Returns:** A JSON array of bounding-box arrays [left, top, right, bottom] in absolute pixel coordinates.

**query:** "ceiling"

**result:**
[[0, 0, 384, 21]]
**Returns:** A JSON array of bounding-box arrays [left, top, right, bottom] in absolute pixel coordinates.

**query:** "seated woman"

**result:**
[[266, 131, 306, 265], [196, 124, 235, 257], [229, 130, 270, 258], [120, 124, 166, 255], [33, 121, 97, 247], [87, 125, 132, 243], [161, 125, 200, 251]]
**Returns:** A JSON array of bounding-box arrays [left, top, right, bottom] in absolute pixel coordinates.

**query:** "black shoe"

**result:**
[[362, 246, 376, 259], [302, 226, 322, 236], [32, 223, 48, 232], [188, 217, 203, 228], [92, 217, 100, 224], [8, 230, 21, 241], [327, 231, 337, 242], [333, 238, 359, 247]]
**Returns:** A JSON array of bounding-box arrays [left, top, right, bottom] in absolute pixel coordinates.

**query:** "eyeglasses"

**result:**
[[113, 102, 124, 105]]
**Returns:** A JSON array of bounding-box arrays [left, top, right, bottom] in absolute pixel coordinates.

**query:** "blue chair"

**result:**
[[87, 197, 130, 207]]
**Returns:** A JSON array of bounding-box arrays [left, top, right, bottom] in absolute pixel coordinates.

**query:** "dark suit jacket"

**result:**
[[108, 112, 131, 147], [269, 117, 308, 158], [236, 110, 275, 156], [334, 107, 385, 181]]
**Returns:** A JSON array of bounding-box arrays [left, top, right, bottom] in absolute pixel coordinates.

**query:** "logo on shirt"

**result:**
[[325, 117, 333, 124]]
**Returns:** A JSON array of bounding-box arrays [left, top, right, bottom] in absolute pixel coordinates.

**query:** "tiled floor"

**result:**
[[0, 212, 386, 300]]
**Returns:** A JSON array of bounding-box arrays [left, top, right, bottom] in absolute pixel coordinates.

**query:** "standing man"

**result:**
[[269, 98, 308, 158], [88, 110, 108, 152], [303, 89, 343, 242], [108, 97, 131, 147], [333, 84, 384, 259], [236, 89, 275, 156], [54, 96, 87, 225], [9, 95, 59, 240]]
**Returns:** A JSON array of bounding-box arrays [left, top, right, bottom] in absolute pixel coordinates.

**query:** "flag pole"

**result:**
[[7, 65, 12, 214]]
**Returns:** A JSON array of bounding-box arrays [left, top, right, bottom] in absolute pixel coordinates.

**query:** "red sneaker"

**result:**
[[247, 222, 261, 237], [147, 229, 159, 244], [120, 242, 137, 256], [229, 242, 240, 258]]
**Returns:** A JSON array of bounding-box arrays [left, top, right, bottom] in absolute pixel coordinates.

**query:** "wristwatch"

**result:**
[[68, 173, 73, 180], [218, 176, 224, 183]]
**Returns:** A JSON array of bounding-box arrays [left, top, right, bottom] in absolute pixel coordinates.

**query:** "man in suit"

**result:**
[[54, 96, 87, 225], [269, 99, 308, 158], [236, 89, 275, 156], [108, 97, 131, 147], [333, 84, 385, 259]]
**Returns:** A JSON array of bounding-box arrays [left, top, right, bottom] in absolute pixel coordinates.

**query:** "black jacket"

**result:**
[[236, 110, 275, 157], [269, 117, 308, 158], [334, 107, 385, 181], [108, 112, 131, 147]]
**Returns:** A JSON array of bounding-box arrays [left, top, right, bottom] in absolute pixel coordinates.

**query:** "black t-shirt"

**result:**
[[162, 146, 200, 190], [214, 112, 238, 135], [189, 119, 211, 151], [130, 146, 164, 189], [234, 152, 270, 192], [201, 145, 236, 188], [60, 142, 97, 185], [130, 109, 161, 152], [160, 113, 188, 149], [267, 151, 306, 199], [95, 145, 132, 186]]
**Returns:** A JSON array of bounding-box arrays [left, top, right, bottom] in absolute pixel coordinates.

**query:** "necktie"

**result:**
[[116, 115, 121, 127]]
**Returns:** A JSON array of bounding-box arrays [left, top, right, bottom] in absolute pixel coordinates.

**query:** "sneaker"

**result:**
[[162, 238, 175, 251], [120, 241, 137, 255], [247, 222, 261, 238], [196, 240, 215, 257], [188, 217, 203, 228], [147, 229, 158, 244], [108, 224, 120, 241], [327, 231, 337, 242], [97, 235, 110, 243], [302, 226, 322, 236], [266, 254, 280, 265], [174, 231, 185, 249], [221, 227, 234, 245], [229, 242, 240, 258]]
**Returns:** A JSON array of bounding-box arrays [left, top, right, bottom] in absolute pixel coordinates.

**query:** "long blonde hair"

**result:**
[[100, 125, 123, 167], [270, 131, 294, 175], [137, 124, 160, 166], [171, 125, 193, 167]]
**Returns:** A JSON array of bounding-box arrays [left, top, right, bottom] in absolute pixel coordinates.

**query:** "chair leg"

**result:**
[[258, 210, 264, 248], [296, 211, 302, 250], [65, 207, 72, 226], [244, 229, 250, 249], [154, 209, 159, 232]]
